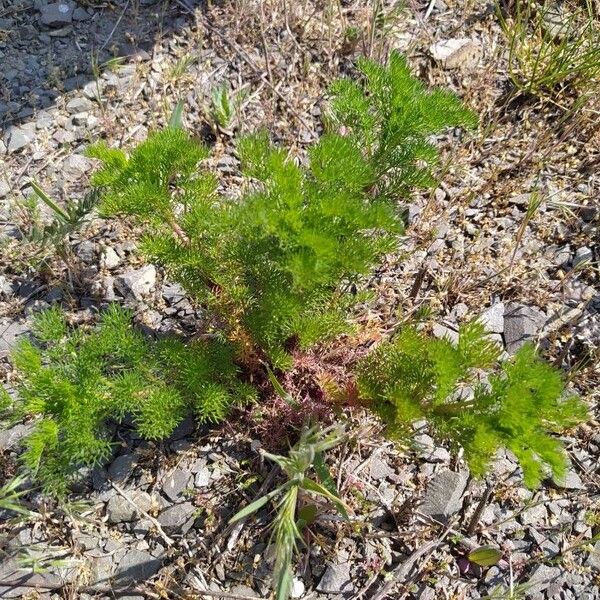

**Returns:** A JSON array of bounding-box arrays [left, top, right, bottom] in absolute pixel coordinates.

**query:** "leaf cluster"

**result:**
[[87, 51, 475, 369], [7, 305, 247, 496], [356, 321, 587, 487]]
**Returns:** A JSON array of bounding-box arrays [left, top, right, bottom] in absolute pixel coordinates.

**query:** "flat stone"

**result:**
[[66, 96, 92, 114], [480, 302, 504, 334], [40, 2, 74, 26], [3, 126, 35, 153], [0, 557, 78, 598], [114, 549, 161, 587], [586, 541, 600, 570], [504, 302, 546, 353], [106, 491, 153, 524], [115, 265, 157, 300], [316, 560, 354, 594], [162, 469, 192, 502], [62, 154, 91, 180], [108, 453, 137, 482], [420, 470, 468, 521], [0, 423, 33, 450], [525, 564, 562, 596], [89, 554, 115, 584], [573, 246, 592, 268], [429, 38, 481, 69], [157, 502, 196, 533], [0, 320, 30, 358]]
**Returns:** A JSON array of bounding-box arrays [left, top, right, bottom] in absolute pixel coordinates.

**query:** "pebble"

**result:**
[[572, 246, 592, 268], [429, 38, 481, 69], [39, 2, 74, 27], [115, 265, 157, 300], [3, 125, 35, 153], [480, 302, 504, 334], [106, 491, 153, 523], [503, 302, 545, 353], [316, 560, 354, 594], [420, 470, 468, 521]]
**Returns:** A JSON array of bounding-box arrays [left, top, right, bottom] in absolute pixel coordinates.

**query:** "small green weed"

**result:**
[[498, 0, 600, 100], [230, 424, 347, 600]]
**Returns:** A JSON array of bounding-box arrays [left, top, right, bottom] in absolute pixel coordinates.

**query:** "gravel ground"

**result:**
[[0, 0, 599, 599]]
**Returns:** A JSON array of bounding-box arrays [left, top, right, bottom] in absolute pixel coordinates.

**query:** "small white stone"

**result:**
[[100, 246, 121, 269], [430, 38, 481, 69], [290, 577, 305, 598]]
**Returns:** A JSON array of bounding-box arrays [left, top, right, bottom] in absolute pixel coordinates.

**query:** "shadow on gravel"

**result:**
[[0, 0, 201, 131]]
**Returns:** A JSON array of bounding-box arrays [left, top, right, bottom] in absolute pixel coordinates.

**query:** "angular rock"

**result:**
[[62, 154, 91, 180], [194, 466, 211, 488], [100, 247, 121, 269], [106, 491, 153, 524], [0, 423, 34, 450], [0, 180, 9, 198], [586, 541, 600, 571], [316, 560, 354, 594], [481, 302, 504, 334], [73, 7, 91, 21], [420, 470, 468, 521], [432, 323, 459, 345], [162, 469, 192, 502], [3, 125, 35, 153], [157, 502, 196, 533], [108, 453, 137, 482], [551, 468, 584, 490], [40, 2, 73, 26], [115, 265, 157, 300], [429, 38, 481, 69], [0, 320, 29, 358], [114, 549, 161, 587], [503, 302, 545, 354], [66, 96, 92, 114], [89, 555, 115, 584], [369, 456, 395, 481], [525, 564, 562, 596], [573, 246, 592, 268], [290, 577, 305, 599]]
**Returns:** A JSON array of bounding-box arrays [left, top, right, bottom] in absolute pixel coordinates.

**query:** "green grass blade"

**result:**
[[229, 482, 291, 524], [30, 181, 69, 223], [168, 100, 185, 129]]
